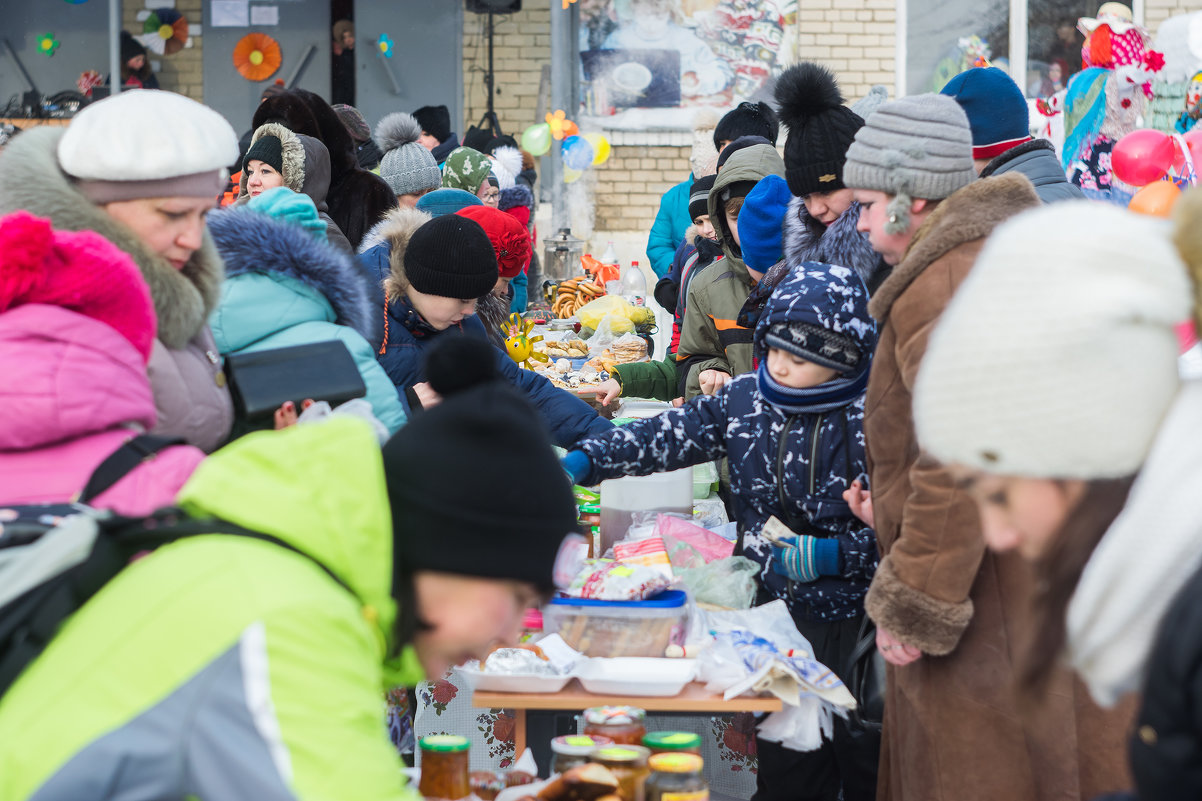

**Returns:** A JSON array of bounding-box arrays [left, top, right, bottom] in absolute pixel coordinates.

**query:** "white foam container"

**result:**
[[575, 657, 697, 696], [457, 665, 573, 694]]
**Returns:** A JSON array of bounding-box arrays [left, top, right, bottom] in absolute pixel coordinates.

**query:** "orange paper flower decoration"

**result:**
[[233, 33, 282, 82]]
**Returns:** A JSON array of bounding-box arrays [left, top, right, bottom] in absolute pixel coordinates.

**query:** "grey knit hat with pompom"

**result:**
[[376, 112, 442, 197], [843, 94, 975, 234]]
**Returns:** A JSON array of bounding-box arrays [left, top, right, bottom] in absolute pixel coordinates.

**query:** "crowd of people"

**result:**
[[0, 40, 1199, 801]]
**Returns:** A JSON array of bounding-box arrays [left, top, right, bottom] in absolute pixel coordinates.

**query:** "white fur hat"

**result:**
[[58, 89, 238, 203], [914, 201, 1190, 479]]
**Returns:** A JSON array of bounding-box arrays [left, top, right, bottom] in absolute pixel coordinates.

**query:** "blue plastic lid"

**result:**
[[549, 589, 687, 608]]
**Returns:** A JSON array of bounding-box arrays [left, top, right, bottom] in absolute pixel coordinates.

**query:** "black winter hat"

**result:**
[[404, 215, 498, 299], [462, 127, 493, 153], [120, 31, 145, 65], [713, 101, 779, 150], [689, 174, 716, 220], [486, 134, 519, 155], [413, 105, 452, 144], [383, 336, 578, 593], [243, 134, 283, 173], [774, 62, 865, 198]]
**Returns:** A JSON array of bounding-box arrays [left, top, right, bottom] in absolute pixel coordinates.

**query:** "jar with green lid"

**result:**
[[591, 744, 651, 801], [583, 705, 646, 745], [419, 735, 470, 800], [645, 753, 707, 801], [550, 734, 614, 774], [642, 731, 703, 755]]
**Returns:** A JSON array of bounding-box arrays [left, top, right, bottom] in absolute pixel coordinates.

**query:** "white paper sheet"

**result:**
[[250, 5, 279, 26], [211, 0, 249, 27]]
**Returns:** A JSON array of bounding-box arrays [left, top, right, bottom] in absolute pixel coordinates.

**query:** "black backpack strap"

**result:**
[[77, 434, 186, 505]]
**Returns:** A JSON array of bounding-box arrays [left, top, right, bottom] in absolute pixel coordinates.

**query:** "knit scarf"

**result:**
[[756, 361, 869, 415]]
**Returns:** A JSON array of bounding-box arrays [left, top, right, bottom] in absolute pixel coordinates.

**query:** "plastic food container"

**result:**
[[457, 664, 573, 694], [692, 462, 719, 499], [542, 589, 688, 657]]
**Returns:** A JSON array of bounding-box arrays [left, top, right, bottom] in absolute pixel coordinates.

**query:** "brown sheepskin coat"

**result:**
[[863, 172, 1135, 801]]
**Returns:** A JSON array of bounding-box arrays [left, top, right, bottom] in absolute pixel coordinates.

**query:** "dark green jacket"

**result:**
[[613, 353, 679, 401]]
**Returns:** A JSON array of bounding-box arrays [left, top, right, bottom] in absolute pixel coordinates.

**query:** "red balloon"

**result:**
[[1112, 129, 1175, 187]]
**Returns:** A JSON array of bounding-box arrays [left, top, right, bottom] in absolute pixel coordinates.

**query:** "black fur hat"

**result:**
[[774, 62, 865, 198]]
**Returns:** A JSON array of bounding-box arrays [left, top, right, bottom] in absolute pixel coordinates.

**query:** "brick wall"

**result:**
[[1146, 0, 1202, 28], [462, 6, 551, 137], [122, 0, 204, 101], [797, 0, 897, 102]]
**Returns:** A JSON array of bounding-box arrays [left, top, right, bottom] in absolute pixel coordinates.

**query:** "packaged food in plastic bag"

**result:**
[[676, 556, 759, 609], [565, 559, 673, 600], [577, 294, 656, 331], [612, 536, 674, 581]]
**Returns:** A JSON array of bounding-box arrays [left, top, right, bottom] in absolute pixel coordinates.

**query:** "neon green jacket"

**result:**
[[0, 418, 425, 801]]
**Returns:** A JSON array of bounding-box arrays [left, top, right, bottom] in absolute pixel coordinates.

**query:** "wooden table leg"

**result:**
[[513, 708, 527, 758]]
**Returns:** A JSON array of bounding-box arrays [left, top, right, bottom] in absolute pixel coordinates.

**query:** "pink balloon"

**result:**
[[1184, 129, 1202, 172], [1112, 129, 1175, 187]]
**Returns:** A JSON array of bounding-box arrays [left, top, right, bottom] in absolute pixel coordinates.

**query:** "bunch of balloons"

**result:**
[[1112, 128, 1201, 217], [520, 109, 612, 183]]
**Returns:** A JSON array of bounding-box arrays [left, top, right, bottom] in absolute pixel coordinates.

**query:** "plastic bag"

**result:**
[[577, 294, 634, 330], [656, 514, 735, 565], [676, 556, 759, 608]]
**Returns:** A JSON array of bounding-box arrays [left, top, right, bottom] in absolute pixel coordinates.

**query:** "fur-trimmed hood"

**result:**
[[0, 127, 223, 350], [868, 173, 1041, 320], [499, 183, 534, 212], [783, 196, 880, 289], [207, 207, 373, 345], [367, 206, 433, 302], [237, 125, 333, 212], [238, 122, 306, 196]]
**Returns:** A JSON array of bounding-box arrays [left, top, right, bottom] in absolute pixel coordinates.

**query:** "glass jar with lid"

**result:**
[[591, 744, 651, 801], [551, 734, 614, 774], [582, 705, 647, 745], [642, 731, 702, 755], [645, 753, 707, 801], [419, 734, 470, 800]]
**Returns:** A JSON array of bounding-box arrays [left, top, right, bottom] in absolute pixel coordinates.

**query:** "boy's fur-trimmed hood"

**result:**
[[367, 206, 433, 302], [207, 207, 373, 341], [0, 127, 222, 350]]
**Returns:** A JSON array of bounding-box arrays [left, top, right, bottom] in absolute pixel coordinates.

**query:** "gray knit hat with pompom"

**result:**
[[376, 112, 442, 197], [843, 94, 975, 234]]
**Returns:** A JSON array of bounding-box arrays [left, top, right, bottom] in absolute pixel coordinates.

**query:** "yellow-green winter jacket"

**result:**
[[0, 417, 425, 801]]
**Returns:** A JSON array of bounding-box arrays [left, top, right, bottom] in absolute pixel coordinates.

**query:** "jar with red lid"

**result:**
[[582, 705, 647, 745]]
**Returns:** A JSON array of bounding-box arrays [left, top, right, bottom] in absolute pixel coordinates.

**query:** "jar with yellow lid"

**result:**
[[419, 735, 470, 800], [591, 744, 651, 801], [551, 734, 614, 774], [642, 731, 702, 755], [645, 753, 707, 801], [582, 705, 646, 745]]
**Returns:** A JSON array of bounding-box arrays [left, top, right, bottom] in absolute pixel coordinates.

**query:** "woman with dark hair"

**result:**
[[913, 201, 1191, 799]]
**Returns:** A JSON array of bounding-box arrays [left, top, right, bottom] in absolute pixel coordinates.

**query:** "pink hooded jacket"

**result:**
[[0, 213, 204, 515]]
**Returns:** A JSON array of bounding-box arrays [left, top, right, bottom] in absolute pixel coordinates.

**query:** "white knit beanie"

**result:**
[[58, 89, 238, 203], [914, 201, 1190, 479]]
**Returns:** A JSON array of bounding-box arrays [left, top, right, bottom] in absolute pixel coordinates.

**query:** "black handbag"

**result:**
[[224, 340, 367, 428], [844, 614, 885, 733]]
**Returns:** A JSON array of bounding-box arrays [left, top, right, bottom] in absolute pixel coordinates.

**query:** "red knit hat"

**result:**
[[0, 211, 157, 362], [455, 205, 531, 279]]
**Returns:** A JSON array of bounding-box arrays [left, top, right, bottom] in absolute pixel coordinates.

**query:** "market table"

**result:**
[[473, 680, 782, 773]]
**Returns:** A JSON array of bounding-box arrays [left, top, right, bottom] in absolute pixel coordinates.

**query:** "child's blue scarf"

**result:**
[[756, 361, 869, 415]]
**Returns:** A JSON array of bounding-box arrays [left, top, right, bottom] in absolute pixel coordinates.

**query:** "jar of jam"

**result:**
[[583, 705, 647, 745], [551, 734, 614, 774], [419, 734, 470, 800], [645, 753, 707, 801], [591, 744, 651, 801], [642, 731, 702, 755]]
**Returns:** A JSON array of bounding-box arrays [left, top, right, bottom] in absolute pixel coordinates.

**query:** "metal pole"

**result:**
[[549, 0, 569, 234], [110, 0, 121, 93], [487, 12, 495, 122]]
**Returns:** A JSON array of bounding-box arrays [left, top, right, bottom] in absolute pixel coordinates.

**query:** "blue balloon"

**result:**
[[562, 135, 595, 172]]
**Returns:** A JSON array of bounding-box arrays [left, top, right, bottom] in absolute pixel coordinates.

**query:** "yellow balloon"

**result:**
[[563, 167, 584, 184], [584, 133, 611, 166]]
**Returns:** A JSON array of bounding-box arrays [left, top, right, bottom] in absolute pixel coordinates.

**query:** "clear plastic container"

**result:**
[[692, 462, 719, 499], [600, 471, 692, 556], [542, 589, 688, 657]]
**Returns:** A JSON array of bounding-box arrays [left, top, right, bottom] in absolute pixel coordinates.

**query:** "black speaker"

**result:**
[[466, 0, 520, 13]]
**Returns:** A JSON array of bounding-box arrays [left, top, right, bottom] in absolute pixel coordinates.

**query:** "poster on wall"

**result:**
[[578, 0, 797, 130]]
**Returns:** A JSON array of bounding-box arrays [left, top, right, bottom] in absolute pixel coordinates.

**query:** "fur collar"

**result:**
[[868, 173, 1041, 321], [207, 207, 372, 340], [782, 197, 880, 289], [499, 183, 534, 212], [0, 127, 222, 349], [369, 206, 433, 302]]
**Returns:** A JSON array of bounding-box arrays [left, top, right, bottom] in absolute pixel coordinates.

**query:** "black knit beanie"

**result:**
[[383, 336, 578, 594], [689, 174, 716, 220], [120, 31, 145, 65], [774, 62, 865, 198], [413, 105, 452, 144], [404, 215, 498, 299], [243, 134, 284, 173], [713, 101, 779, 150]]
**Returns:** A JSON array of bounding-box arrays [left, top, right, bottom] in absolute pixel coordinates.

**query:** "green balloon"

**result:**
[[521, 123, 552, 157]]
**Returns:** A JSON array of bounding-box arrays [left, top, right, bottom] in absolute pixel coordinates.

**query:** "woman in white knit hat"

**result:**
[[915, 197, 1201, 801], [0, 89, 239, 451], [841, 93, 1132, 801]]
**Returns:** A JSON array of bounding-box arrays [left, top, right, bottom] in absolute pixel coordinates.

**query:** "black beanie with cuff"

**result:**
[[404, 215, 498, 299], [243, 134, 284, 174]]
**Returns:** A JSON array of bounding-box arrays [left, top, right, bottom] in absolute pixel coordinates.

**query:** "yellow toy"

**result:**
[[504, 313, 548, 369]]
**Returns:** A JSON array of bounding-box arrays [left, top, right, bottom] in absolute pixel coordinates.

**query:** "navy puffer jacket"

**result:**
[[575, 263, 879, 621]]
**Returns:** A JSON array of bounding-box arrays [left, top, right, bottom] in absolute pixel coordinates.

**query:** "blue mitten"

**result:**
[[771, 535, 841, 583], [561, 450, 592, 485]]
